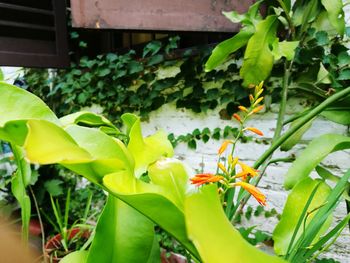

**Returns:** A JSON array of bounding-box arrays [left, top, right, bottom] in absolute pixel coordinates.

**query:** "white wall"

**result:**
[[142, 101, 350, 262]]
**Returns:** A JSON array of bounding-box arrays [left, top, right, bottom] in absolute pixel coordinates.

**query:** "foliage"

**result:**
[[0, 82, 288, 263], [22, 38, 249, 123]]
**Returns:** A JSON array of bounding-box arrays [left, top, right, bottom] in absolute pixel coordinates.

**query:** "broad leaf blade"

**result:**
[[0, 82, 59, 126], [320, 0, 345, 35], [205, 29, 254, 72], [273, 178, 331, 256], [122, 113, 174, 177], [103, 171, 198, 258], [284, 134, 350, 189], [185, 185, 285, 263], [87, 196, 159, 263], [240, 16, 278, 86]]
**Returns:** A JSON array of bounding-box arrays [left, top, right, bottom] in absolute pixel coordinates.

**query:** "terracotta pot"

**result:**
[[161, 250, 189, 263], [44, 228, 90, 263]]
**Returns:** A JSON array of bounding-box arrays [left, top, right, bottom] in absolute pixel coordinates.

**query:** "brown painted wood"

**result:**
[[71, 0, 256, 32]]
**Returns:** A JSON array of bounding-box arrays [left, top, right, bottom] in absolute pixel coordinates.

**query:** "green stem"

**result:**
[[254, 86, 350, 169]]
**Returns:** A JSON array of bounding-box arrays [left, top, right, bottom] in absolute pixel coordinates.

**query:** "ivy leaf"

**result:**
[[97, 68, 111, 77], [128, 61, 144, 74], [315, 31, 329, 46], [320, 0, 345, 35], [337, 69, 350, 80], [240, 15, 278, 86], [143, 41, 162, 58], [271, 40, 299, 61], [44, 179, 64, 196], [147, 55, 164, 66], [337, 52, 350, 67]]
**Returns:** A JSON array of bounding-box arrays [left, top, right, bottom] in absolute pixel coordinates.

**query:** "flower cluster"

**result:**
[[191, 82, 266, 206]]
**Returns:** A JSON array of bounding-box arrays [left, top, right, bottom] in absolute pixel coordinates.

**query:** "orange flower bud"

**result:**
[[238, 106, 248, 112], [218, 140, 233, 155], [218, 163, 229, 175], [232, 113, 242, 123], [245, 127, 264, 136], [253, 97, 264, 107], [249, 105, 264, 115], [249, 94, 254, 104]]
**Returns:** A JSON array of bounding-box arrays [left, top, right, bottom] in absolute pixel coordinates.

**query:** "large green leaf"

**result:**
[[223, 0, 262, 27], [205, 29, 254, 72], [0, 82, 58, 126], [122, 113, 174, 177], [148, 158, 191, 208], [273, 178, 331, 256], [284, 134, 350, 189], [280, 118, 314, 151], [87, 196, 159, 263], [64, 125, 133, 183], [60, 111, 118, 131], [320, 0, 345, 35], [184, 185, 285, 263], [103, 171, 199, 259], [240, 16, 278, 86], [61, 251, 89, 263], [321, 110, 350, 125], [24, 120, 91, 164], [11, 145, 31, 241]]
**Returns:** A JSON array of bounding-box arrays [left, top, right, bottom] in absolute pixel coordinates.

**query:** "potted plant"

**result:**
[[42, 189, 93, 262]]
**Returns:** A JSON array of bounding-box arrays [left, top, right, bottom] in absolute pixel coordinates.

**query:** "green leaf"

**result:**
[[321, 110, 350, 125], [320, 0, 345, 35], [148, 158, 190, 209], [0, 68, 4, 81], [64, 125, 133, 183], [337, 69, 350, 80], [317, 63, 331, 84], [0, 82, 59, 127], [60, 111, 118, 131], [87, 196, 159, 263], [223, 0, 263, 27], [284, 134, 350, 189], [273, 178, 331, 256], [184, 185, 285, 263], [44, 179, 64, 196], [205, 29, 254, 72], [143, 41, 162, 58], [122, 113, 174, 177], [24, 120, 91, 165], [240, 16, 278, 86], [61, 251, 88, 263], [271, 40, 299, 61], [102, 171, 199, 259], [11, 145, 31, 241], [280, 118, 314, 151]]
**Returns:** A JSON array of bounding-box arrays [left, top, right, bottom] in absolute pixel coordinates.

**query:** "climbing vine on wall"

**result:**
[[23, 37, 248, 123]]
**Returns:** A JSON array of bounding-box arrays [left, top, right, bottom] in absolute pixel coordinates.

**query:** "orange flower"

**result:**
[[245, 127, 264, 136], [249, 94, 254, 103], [190, 173, 224, 186], [232, 113, 242, 123], [236, 161, 259, 179], [218, 140, 233, 155], [238, 105, 248, 112], [231, 181, 266, 206]]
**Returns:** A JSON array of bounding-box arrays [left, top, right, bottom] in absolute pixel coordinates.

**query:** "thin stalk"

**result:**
[[254, 86, 350, 170], [29, 186, 47, 263]]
